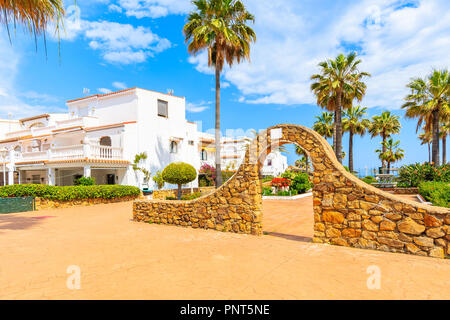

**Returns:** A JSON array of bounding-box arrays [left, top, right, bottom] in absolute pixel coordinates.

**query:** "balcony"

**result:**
[[10, 144, 124, 164]]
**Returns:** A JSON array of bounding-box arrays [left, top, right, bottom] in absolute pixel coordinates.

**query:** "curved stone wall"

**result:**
[[133, 124, 450, 258]]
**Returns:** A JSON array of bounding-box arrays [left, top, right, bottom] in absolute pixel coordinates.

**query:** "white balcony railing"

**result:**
[[8, 144, 124, 164]]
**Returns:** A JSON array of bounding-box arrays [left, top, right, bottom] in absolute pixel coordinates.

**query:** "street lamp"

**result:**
[[0, 147, 8, 186]]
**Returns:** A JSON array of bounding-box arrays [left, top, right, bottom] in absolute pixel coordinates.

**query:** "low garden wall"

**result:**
[[35, 196, 139, 210], [1, 184, 141, 212], [152, 187, 215, 200], [134, 124, 450, 259]]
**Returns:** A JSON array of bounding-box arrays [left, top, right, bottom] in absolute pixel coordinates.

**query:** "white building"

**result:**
[[198, 132, 288, 176], [0, 87, 288, 188], [0, 88, 199, 189]]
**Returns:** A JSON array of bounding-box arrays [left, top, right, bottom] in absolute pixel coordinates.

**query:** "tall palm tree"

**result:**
[[418, 130, 432, 163], [313, 112, 334, 139], [342, 106, 370, 173], [295, 145, 309, 174], [311, 52, 371, 163], [184, 0, 256, 187], [0, 0, 65, 43], [402, 69, 450, 167], [441, 121, 450, 164], [369, 111, 401, 170], [375, 138, 404, 170]]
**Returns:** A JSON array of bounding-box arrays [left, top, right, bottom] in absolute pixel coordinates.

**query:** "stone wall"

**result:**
[[152, 187, 215, 200], [36, 196, 139, 210], [133, 124, 450, 259]]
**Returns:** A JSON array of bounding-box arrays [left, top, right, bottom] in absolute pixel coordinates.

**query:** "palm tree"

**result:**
[[369, 111, 401, 170], [441, 121, 450, 164], [184, 0, 256, 187], [313, 112, 334, 139], [418, 130, 432, 163], [342, 106, 370, 173], [0, 0, 65, 44], [402, 69, 450, 167], [375, 138, 404, 170], [310, 52, 371, 163], [295, 145, 310, 174]]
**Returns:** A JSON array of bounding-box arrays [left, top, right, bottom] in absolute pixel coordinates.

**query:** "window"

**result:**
[[158, 100, 168, 117], [100, 136, 112, 146], [267, 159, 272, 166], [170, 141, 178, 153], [188, 140, 194, 146], [200, 149, 207, 161]]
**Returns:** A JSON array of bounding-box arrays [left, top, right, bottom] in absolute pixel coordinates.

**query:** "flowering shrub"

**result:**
[[398, 163, 450, 187], [199, 163, 216, 186], [271, 178, 291, 188], [418, 181, 450, 208]]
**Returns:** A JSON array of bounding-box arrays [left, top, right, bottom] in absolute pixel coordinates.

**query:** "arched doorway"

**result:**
[[261, 142, 314, 242]]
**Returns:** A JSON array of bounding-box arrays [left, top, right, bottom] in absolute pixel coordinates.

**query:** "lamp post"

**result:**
[[0, 147, 8, 186]]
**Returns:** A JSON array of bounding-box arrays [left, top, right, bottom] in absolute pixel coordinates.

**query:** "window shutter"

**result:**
[[158, 100, 168, 117]]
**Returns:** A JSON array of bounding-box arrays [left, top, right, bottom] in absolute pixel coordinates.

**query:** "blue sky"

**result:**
[[0, 0, 449, 173]]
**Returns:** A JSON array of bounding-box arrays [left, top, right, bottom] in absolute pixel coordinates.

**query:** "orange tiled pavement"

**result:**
[[0, 196, 449, 299]]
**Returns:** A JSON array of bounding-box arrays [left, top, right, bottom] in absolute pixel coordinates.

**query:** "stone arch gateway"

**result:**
[[133, 124, 450, 258]]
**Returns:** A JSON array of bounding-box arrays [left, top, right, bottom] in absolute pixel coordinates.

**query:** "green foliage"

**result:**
[[262, 176, 275, 183], [0, 184, 140, 201], [362, 176, 376, 184], [74, 176, 95, 186], [280, 170, 296, 180], [162, 162, 197, 185], [152, 170, 165, 190], [398, 163, 450, 187], [290, 173, 312, 193], [418, 182, 450, 208], [166, 192, 202, 201], [222, 171, 235, 183], [132, 152, 151, 183]]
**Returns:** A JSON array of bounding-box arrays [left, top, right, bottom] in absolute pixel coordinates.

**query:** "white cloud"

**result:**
[[116, 0, 193, 18], [186, 101, 210, 113], [188, 0, 450, 109], [108, 4, 123, 13], [58, 5, 171, 64], [112, 82, 128, 90]]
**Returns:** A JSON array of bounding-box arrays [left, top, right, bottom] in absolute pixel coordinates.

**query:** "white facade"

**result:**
[[0, 88, 199, 189], [0, 87, 288, 189], [198, 132, 288, 176]]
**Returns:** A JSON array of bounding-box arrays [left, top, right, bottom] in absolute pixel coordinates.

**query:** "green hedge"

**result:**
[[418, 182, 450, 208], [0, 184, 141, 201]]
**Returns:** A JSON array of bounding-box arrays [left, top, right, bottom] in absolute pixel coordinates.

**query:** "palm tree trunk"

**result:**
[[335, 91, 343, 163], [432, 106, 440, 167], [428, 142, 431, 163], [381, 132, 387, 170], [215, 65, 223, 188], [348, 131, 354, 173], [333, 111, 337, 155], [443, 135, 447, 164]]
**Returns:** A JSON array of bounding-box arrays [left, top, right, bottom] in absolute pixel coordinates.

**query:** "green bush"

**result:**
[[362, 176, 376, 184], [398, 163, 450, 187], [290, 173, 312, 194], [162, 162, 197, 200], [0, 184, 141, 201], [418, 182, 450, 208], [74, 176, 95, 186], [262, 175, 275, 183], [152, 170, 165, 190]]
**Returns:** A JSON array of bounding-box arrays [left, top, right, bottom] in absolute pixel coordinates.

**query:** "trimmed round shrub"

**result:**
[[74, 176, 95, 186], [162, 162, 197, 200]]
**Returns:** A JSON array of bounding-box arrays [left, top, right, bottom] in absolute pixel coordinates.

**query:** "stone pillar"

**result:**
[[84, 165, 91, 178], [48, 168, 56, 186], [7, 149, 15, 185]]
